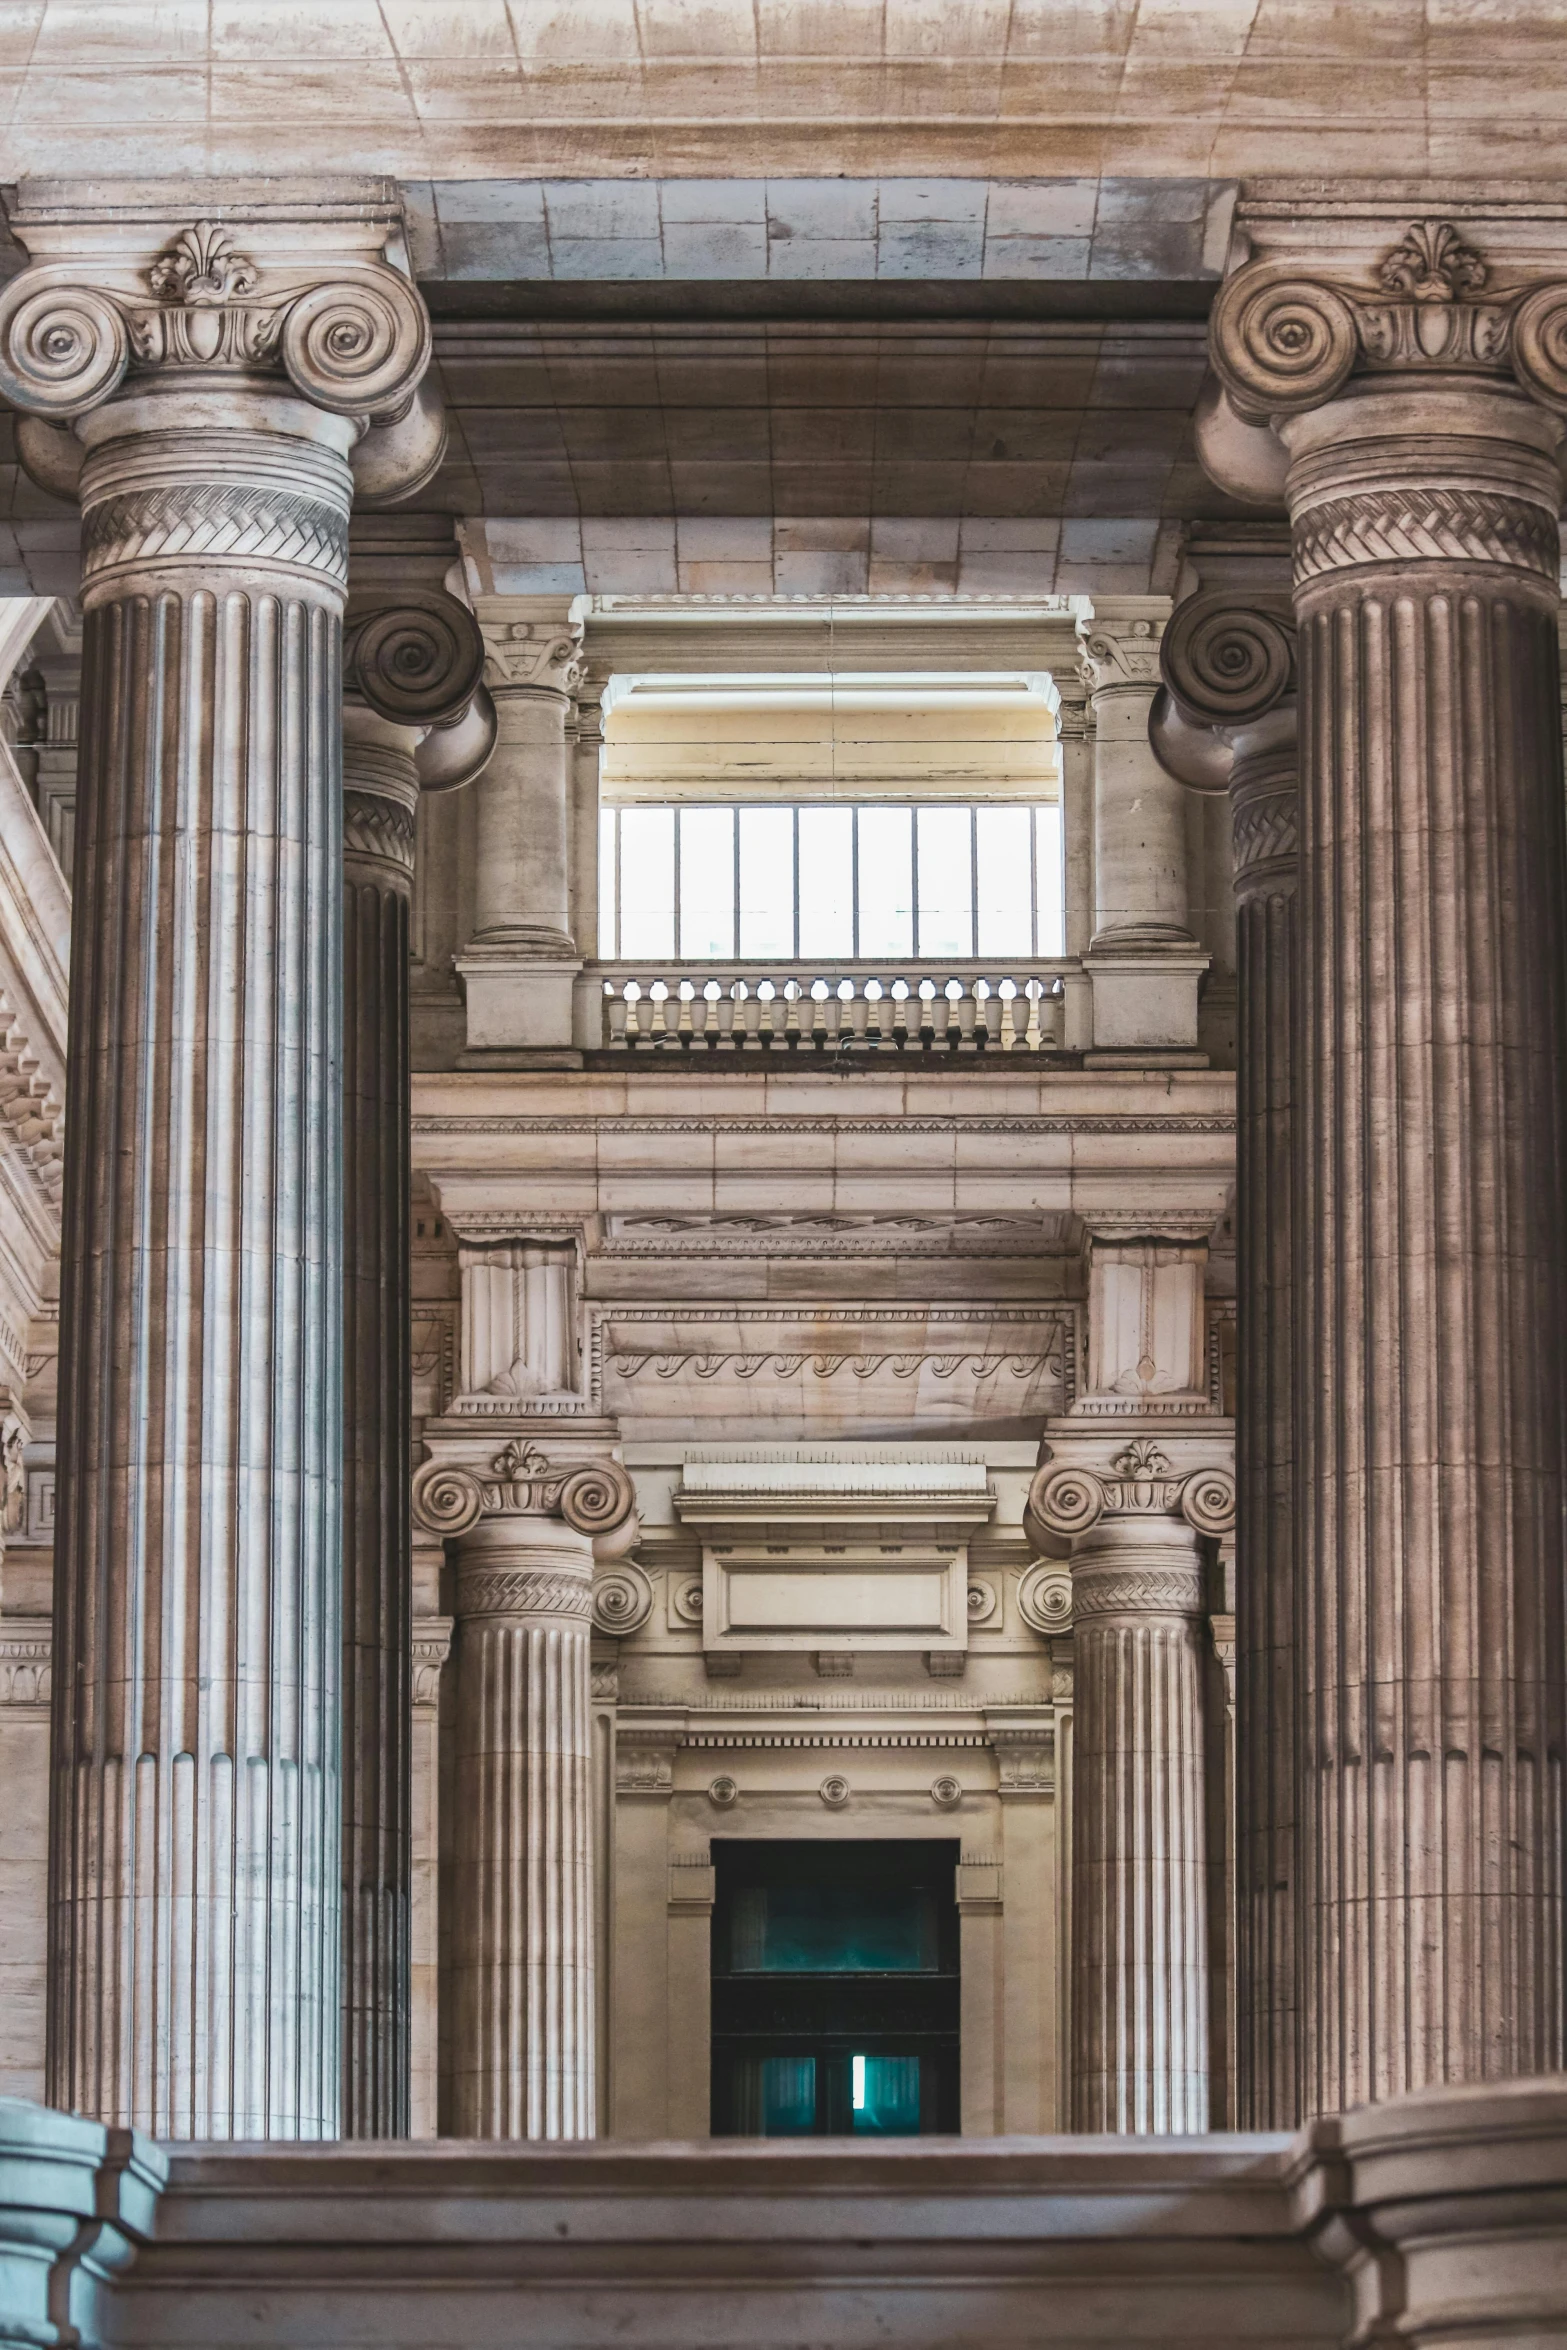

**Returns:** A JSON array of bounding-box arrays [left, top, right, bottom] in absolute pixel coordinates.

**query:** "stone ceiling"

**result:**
[[0, 0, 1559, 182]]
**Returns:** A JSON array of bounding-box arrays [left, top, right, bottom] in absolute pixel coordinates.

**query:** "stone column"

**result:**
[[1074, 599, 1209, 1060], [1154, 594, 1300, 2128], [0, 183, 436, 2137], [339, 574, 491, 2138], [412, 1439, 638, 2137], [456, 600, 585, 1059], [1207, 205, 1567, 2112], [1029, 1440, 1234, 2133]]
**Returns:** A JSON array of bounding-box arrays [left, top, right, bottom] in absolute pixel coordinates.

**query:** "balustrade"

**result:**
[[593, 961, 1073, 1053]]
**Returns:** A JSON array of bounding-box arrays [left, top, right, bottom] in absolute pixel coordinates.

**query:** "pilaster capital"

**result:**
[[412, 1437, 637, 1544], [1074, 599, 1169, 699], [478, 605, 586, 699], [0, 181, 440, 502]]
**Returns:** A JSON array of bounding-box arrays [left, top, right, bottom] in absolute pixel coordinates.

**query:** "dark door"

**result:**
[[710, 1839, 960, 2135]]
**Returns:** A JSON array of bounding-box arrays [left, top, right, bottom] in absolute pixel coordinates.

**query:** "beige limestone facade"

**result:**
[[4, 18, 1567, 2347]]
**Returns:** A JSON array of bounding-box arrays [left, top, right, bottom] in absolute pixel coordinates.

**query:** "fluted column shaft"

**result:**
[[50, 399, 353, 2138], [1283, 384, 1567, 2113], [451, 1516, 596, 2138], [340, 707, 417, 2139], [1230, 722, 1300, 2130], [0, 187, 438, 2140], [1070, 1520, 1210, 2132]]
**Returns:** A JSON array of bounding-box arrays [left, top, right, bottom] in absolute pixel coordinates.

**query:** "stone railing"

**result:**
[[590, 960, 1078, 1053]]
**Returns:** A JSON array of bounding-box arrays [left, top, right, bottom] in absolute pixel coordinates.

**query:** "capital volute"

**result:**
[[1026, 1441, 1235, 1541], [412, 1442, 637, 1544], [1209, 213, 1567, 432], [1150, 590, 1298, 798], [345, 589, 497, 793]]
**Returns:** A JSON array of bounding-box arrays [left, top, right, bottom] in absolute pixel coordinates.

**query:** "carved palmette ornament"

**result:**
[[0, 217, 431, 425], [1209, 216, 1567, 423], [411, 1443, 637, 1540]]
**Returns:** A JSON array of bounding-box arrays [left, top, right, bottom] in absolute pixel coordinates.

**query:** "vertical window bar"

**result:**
[[1030, 807, 1039, 959], [970, 804, 978, 959], [910, 801, 920, 961], [793, 806, 800, 960], [851, 805, 860, 961]]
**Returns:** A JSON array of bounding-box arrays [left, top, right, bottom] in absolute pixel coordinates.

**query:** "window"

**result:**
[[711, 1841, 960, 2137], [599, 803, 1065, 963]]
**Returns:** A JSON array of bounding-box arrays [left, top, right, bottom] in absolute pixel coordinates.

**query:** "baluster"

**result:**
[[929, 985, 952, 1049], [847, 983, 872, 1046], [820, 988, 844, 1048], [715, 987, 738, 1048], [955, 985, 979, 1051], [607, 988, 629, 1047], [740, 987, 764, 1048], [689, 990, 711, 1047]]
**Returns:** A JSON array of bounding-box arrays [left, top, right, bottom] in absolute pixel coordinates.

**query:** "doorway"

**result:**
[[710, 1840, 960, 2135]]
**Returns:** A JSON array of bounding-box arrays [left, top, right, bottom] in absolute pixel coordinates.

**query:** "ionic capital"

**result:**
[[1028, 1439, 1235, 1543], [412, 1439, 637, 1545], [1211, 214, 1567, 426], [0, 181, 440, 503]]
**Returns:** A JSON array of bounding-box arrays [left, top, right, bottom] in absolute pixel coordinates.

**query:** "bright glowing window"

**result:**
[[599, 801, 1065, 961]]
